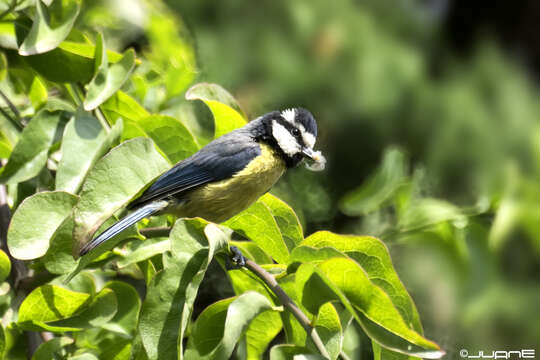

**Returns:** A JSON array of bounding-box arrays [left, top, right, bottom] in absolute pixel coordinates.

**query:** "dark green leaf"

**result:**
[[102, 281, 141, 336], [7, 191, 77, 260]]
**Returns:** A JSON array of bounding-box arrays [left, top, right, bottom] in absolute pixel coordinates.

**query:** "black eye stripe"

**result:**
[[274, 118, 306, 147]]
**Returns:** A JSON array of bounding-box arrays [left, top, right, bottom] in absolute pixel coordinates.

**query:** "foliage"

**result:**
[[0, 1, 447, 359]]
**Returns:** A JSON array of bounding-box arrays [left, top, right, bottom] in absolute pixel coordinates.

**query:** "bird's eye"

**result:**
[[292, 128, 301, 137]]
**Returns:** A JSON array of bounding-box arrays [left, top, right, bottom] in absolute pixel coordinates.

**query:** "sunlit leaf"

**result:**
[[139, 220, 227, 360], [261, 193, 304, 251], [123, 115, 199, 164], [245, 310, 283, 360], [224, 201, 290, 264], [186, 83, 246, 138], [28, 76, 48, 109], [101, 90, 149, 124], [19, 0, 81, 55], [296, 258, 444, 358], [0, 250, 10, 282], [7, 191, 77, 260], [340, 148, 407, 216], [315, 303, 342, 360], [56, 109, 122, 193], [0, 108, 71, 184], [72, 137, 169, 256], [185, 292, 275, 360]]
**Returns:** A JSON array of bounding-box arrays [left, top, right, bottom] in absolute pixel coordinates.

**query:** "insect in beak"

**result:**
[[302, 147, 326, 171]]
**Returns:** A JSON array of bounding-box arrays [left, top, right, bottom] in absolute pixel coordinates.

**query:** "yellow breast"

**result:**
[[175, 143, 286, 223]]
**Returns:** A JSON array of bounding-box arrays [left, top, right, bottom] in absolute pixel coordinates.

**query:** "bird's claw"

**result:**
[[230, 246, 247, 268]]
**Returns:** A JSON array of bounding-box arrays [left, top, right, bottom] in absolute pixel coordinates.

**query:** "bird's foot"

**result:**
[[229, 246, 247, 268]]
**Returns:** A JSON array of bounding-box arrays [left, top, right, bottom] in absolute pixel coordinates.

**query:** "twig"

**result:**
[[0, 89, 21, 122], [139, 226, 171, 238], [243, 258, 331, 359], [94, 107, 111, 132]]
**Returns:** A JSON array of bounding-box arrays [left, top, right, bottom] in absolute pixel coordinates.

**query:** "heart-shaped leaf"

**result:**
[[7, 191, 77, 260]]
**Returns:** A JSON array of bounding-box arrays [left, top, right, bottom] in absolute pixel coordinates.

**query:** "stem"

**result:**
[[243, 258, 331, 359], [74, 83, 110, 131]]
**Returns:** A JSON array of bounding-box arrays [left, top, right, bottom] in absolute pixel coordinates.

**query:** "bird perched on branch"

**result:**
[[79, 108, 325, 256]]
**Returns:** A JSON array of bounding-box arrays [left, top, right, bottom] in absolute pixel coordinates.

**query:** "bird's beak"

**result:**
[[302, 147, 326, 171]]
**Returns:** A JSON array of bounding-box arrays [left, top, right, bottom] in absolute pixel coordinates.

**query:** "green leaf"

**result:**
[[0, 108, 71, 184], [398, 198, 466, 232], [101, 91, 149, 123], [31, 336, 73, 360], [186, 83, 247, 138], [0, 249, 10, 282], [229, 241, 273, 264], [0, 324, 4, 359], [19, 0, 81, 55], [84, 34, 136, 110], [340, 148, 407, 216], [18, 285, 90, 328], [43, 216, 78, 274], [245, 310, 282, 360], [295, 258, 444, 358], [185, 292, 275, 360], [116, 237, 170, 268], [260, 193, 304, 251], [315, 303, 342, 360], [269, 345, 325, 360], [7, 191, 77, 260], [138, 220, 227, 360], [28, 76, 48, 109], [224, 201, 289, 264], [301, 232, 423, 332], [35, 288, 117, 332], [56, 109, 122, 193], [102, 281, 141, 336], [23, 40, 124, 83], [72, 137, 169, 256], [123, 115, 199, 164]]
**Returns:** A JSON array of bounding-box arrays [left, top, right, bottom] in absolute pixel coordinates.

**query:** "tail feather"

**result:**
[[79, 201, 168, 256]]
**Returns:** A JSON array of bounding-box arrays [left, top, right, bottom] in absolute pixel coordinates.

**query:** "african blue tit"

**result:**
[[79, 108, 325, 256]]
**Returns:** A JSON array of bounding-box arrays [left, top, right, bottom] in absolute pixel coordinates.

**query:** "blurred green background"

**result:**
[[9, 0, 540, 357]]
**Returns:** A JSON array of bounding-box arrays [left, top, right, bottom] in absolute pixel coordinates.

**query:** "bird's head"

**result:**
[[259, 108, 326, 170]]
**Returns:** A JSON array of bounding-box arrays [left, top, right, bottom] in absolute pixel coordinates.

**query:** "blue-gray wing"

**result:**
[[129, 129, 261, 207]]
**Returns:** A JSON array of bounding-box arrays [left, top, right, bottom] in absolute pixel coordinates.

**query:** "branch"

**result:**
[[243, 258, 331, 359]]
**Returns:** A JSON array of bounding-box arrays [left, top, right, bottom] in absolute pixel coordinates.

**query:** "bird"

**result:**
[[78, 107, 326, 257]]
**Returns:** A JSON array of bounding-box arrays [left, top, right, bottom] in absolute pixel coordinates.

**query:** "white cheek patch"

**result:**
[[303, 132, 316, 148], [281, 108, 296, 124], [272, 122, 300, 156]]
